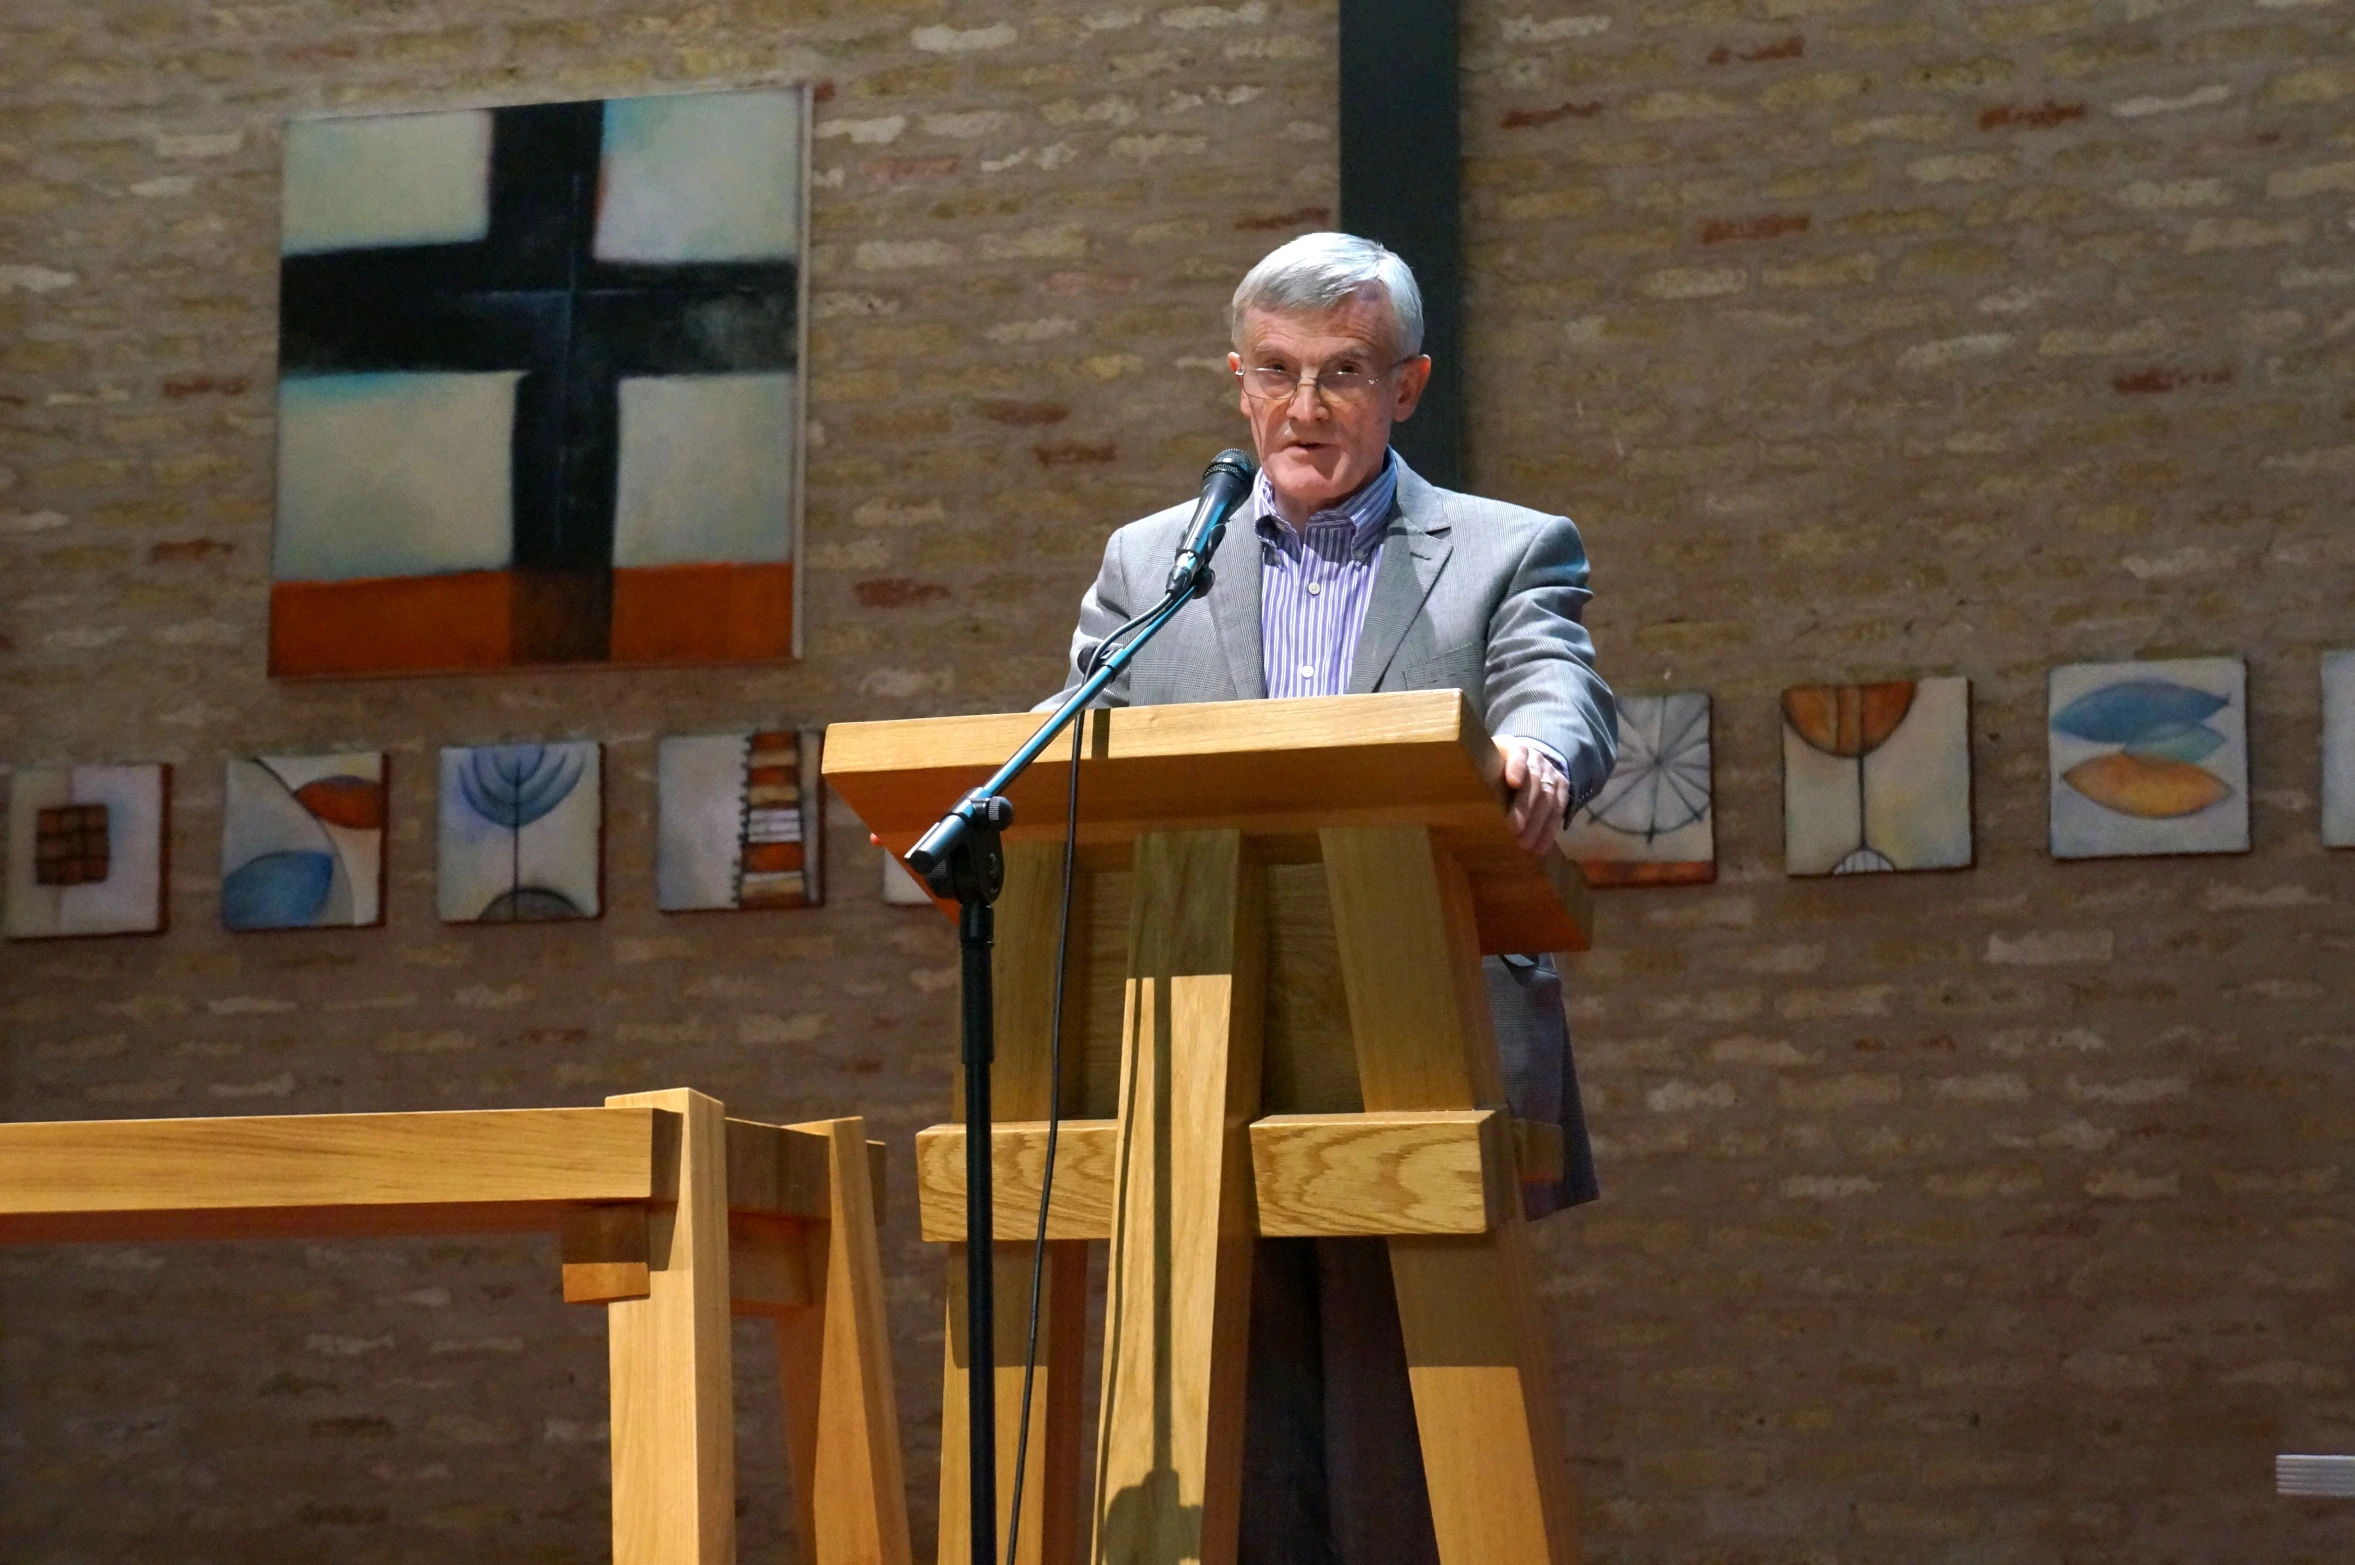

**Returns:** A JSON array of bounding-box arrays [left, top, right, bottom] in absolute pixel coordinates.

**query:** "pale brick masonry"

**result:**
[[2, 0, 2351, 1557]]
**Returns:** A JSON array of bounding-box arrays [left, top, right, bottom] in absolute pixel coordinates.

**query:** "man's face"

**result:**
[[1229, 293, 1431, 521]]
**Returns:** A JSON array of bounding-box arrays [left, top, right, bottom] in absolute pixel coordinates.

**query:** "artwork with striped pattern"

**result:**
[[655, 728, 824, 912]]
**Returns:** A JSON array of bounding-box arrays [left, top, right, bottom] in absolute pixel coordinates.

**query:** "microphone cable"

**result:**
[[1003, 656, 1089, 1565]]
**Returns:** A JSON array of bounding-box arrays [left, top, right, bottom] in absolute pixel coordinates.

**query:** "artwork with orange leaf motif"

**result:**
[[2047, 657, 2248, 860]]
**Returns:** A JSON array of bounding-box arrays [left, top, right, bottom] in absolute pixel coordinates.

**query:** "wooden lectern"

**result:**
[[825, 690, 1593, 1565]]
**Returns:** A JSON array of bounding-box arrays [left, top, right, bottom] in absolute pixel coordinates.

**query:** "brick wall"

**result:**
[[2, 0, 2351, 1559]]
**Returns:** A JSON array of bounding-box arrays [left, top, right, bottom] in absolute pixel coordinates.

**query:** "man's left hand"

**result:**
[[1497, 737, 1571, 857]]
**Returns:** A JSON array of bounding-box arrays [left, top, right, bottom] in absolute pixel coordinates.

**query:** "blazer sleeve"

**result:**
[[1483, 513, 1620, 809], [1034, 524, 1142, 713]]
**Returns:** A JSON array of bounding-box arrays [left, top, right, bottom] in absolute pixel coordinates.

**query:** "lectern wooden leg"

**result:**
[[1322, 826, 1582, 1565], [1092, 830, 1266, 1565], [604, 1089, 736, 1565], [940, 1239, 1091, 1563], [939, 840, 1092, 1565], [774, 1116, 915, 1565]]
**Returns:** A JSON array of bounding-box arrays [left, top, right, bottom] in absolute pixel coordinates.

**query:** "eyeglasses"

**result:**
[[1235, 356, 1411, 404]]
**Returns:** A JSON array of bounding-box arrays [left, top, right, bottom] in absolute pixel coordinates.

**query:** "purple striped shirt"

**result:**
[[1255, 453, 1397, 699]]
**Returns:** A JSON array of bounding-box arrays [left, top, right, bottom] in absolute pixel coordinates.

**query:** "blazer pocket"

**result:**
[[1395, 641, 1484, 695]]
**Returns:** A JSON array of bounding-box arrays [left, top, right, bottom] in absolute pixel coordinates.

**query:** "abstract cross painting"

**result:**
[[656, 729, 825, 912], [1559, 691, 1715, 885], [2048, 657, 2248, 859], [271, 85, 808, 676], [2326, 650, 2355, 849], [1783, 676, 1973, 875], [6, 764, 170, 939], [437, 742, 602, 922], [222, 752, 387, 930]]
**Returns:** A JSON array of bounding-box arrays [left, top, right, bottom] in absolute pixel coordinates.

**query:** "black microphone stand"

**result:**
[[904, 562, 1216, 1565]]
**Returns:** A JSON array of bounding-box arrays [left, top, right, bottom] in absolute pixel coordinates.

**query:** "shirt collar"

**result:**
[[1251, 449, 1397, 556]]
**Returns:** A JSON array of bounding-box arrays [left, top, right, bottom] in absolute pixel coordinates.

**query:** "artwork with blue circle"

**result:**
[[221, 753, 385, 931], [437, 741, 602, 922]]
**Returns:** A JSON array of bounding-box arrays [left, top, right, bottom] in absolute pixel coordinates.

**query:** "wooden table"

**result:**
[[0, 1089, 911, 1565]]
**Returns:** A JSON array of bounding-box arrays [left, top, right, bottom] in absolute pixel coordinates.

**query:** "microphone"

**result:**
[[1165, 448, 1257, 595]]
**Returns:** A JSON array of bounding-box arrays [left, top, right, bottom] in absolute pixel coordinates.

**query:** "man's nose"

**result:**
[[1283, 378, 1329, 416]]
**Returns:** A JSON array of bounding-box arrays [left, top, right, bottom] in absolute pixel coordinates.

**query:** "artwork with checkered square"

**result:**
[[34, 804, 109, 886]]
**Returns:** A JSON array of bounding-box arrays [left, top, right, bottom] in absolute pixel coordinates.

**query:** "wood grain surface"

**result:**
[[1091, 830, 1265, 1565], [825, 691, 1591, 954], [0, 1106, 658, 1243], [604, 1088, 736, 1565]]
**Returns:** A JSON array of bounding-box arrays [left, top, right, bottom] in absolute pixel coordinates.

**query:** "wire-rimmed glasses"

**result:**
[[1234, 356, 1414, 404]]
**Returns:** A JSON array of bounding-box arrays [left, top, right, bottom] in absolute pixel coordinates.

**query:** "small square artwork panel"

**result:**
[[272, 85, 807, 677], [222, 753, 387, 930], [656, 729, 824, 912], [1559, 691, 1715, 886], [1784, 676, 1973, 876], [2321, 649, 2353, 849], [437, 742, 602, 922], [882, 851, 935, 906], [2048, 657, 2248, 860], [7, 764, 170, 939]]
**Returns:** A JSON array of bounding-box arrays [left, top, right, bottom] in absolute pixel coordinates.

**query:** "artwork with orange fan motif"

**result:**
[[2048, 657, 2248, 859], [1782, 676, 1973, 875]]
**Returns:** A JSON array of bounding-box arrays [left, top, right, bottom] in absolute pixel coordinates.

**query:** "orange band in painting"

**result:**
[[609, 562, 794, 664], [269, 573, 515, 677]]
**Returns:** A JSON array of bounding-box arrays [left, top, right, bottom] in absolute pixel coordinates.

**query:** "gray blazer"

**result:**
[[1051, 458, 1616, 1211]]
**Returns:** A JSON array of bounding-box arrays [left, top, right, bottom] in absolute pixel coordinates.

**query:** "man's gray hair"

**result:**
[[1229, 231, 1425, 359]]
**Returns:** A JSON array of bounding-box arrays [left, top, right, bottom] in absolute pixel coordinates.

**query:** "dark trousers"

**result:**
[[1235, 1236, 1442, 1565]]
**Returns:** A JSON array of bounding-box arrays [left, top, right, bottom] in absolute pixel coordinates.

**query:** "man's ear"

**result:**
[[1392, 354, 1433, 421]]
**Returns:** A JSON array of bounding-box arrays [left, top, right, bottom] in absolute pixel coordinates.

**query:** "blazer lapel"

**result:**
[[1348, 463, 1453, 694], [1208, 511, 1266, 700]]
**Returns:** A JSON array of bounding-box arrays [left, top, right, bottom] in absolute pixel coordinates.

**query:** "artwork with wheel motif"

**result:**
[[1559, 691, 1715, 886], [1782, 676, 1973, 876], [2048, 657, 2248, 860], [437, 741, 602, 922], [222, 752, 386, 930]]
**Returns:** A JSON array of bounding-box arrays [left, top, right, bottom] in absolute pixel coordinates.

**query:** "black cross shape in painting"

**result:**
[[277, 101, 799, 663]]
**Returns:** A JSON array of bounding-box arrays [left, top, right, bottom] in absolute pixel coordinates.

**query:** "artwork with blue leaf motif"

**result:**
[[2048, 657, 2248, 860], [221, 753, 385, 931], [437, 741, 602, 922]]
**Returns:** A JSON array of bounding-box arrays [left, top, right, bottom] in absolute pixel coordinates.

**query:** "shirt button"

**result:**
[[1298, 664, 1315, 679], [1306, 581, 1323, 596]]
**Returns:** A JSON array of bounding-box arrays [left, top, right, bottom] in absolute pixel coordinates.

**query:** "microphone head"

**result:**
[[1206, 447, 1257, 482]]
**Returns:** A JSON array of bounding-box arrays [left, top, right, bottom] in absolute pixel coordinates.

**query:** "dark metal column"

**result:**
[[1339, 0, 1463, 489]]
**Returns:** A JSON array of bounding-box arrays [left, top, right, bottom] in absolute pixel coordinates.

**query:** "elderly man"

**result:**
[[1046, 231, 1616, 1565]]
